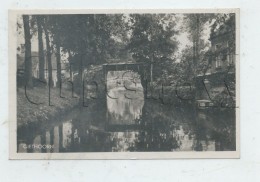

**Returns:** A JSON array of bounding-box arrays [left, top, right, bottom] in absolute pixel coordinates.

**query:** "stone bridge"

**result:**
[[102, 62, 151, 95]]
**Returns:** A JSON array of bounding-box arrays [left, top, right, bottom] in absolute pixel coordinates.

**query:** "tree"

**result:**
[[22, 15, 33, 88], [209, 13, 236, 55], [186, 13, 236, 76], [178, 46, 195, 82], [86, 14, 127, 64], [127, 14, 178, 83], [42, 16, 54, 87], [36, 16, 45, 82], [52, 16, 62, 87], [35, 14, 127, 104], [48, 15, 79, 85], [183, 14, 215, 73], [46, 15, 64, 87], [56, 40, 62, 87]]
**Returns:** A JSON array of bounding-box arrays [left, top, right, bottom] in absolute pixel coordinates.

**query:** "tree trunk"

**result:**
[[192, 14, 200, 74], [193, 39, 196, 68], [78, 16, 87, 107], [150, 62, 153, 83], [150, 52, 154, 83], [78, 45, 84, 106], [23, 15, 33, 88], [68, 50, 73, 81], [43, 23, 54, 87], [92, 14, 97, 64], [56, 40, 62, 87], [195, 15, 200, 69], [36, 16, 45, 82]]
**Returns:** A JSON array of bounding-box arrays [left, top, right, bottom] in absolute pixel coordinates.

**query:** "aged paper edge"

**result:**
[[8, 9, 240, 159]]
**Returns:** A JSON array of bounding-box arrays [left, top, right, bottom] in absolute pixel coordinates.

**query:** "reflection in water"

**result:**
[[111, 132, 138, 152], [46, 131, 51, 153], [63, 122, 72, 149], [33, 135, 41, 153], [18, 143, 27, 153], [53, 126, 59, 153], [107, 71, 144, 125], [17, 70, 236, 153], [107, 88, 144, 125]]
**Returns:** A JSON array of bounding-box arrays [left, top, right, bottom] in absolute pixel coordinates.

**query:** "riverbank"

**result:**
[[17, 87, 79, 128]]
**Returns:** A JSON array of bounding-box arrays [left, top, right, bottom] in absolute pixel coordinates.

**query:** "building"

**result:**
[[17, 44, 67, 87], [206, 25, 236, 75], [196, 16, 236, 106]]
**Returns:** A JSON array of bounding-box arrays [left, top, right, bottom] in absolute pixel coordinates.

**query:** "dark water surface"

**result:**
[[17, 71, 236, 153]]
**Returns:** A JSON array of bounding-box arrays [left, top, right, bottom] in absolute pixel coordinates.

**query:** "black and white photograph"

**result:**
[[9, 9, 239, 159]]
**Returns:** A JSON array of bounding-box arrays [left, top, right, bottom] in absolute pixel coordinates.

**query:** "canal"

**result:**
[[17, 70, 236, 153]]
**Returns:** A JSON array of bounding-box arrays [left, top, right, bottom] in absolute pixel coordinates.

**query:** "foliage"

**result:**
[[210, 13, 236, 54], [127, 14, 178, 63], [182, 14, 215, 73]]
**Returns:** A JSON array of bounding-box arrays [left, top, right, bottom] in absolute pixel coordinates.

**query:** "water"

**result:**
[[17, 71, 236, 152]]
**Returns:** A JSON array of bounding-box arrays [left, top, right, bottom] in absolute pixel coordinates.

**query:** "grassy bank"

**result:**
[[17, 86, 79, 128]]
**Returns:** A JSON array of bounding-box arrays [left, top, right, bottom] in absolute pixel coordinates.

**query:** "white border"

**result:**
[[9, 9, 240, 159]]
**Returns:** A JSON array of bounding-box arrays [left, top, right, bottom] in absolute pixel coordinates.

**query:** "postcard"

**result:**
[[9, 9, 240, 159]]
